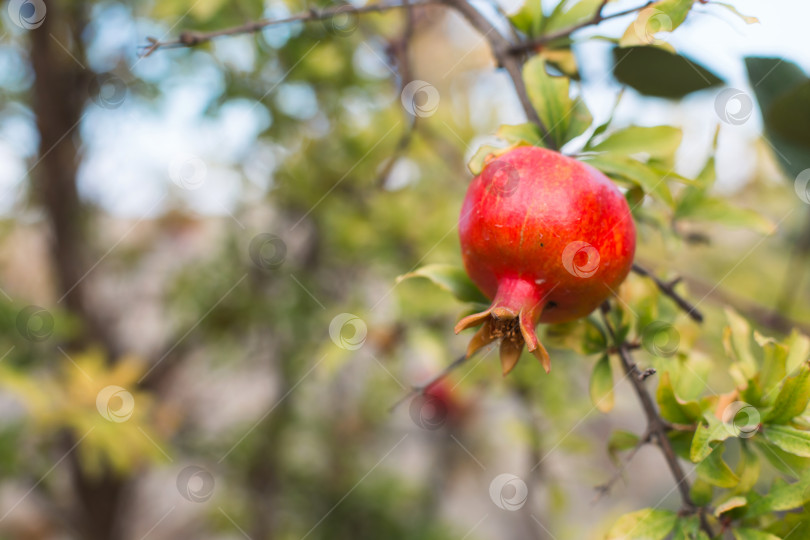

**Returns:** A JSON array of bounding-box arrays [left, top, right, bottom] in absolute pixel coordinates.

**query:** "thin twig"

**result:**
[[594, 428, 652, 502], [636, 258, 810, 335], [508, 0, 655, 55], [600, 302, 714, 537], [388, 351, 470, 413], [632, 263, 704, 323], [139, 0, 439, 55]]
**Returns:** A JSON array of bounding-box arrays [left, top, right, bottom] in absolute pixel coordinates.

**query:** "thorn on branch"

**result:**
[[637, 367, 656, 381]]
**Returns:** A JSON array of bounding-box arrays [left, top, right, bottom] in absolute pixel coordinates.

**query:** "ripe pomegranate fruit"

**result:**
[[456, 146, 636, 375]]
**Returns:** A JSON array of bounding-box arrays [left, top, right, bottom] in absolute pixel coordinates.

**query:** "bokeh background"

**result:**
[[1, 0, 809, 538]]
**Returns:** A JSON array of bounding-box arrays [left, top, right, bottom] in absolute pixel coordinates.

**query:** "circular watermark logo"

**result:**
[[8, 0, 46, 30], [561, 241, 600, 278], [16, 305, 54, 342], [401, 80, 440, 118], [90, 73, 128, 109], [714, 88, 754, 126], [489, 473, 528, 511], [482, 159, 520, 197], [177, 465, 215, 502], [721, 401, 760, 438], [322, 5, 359, 36], [96, 385, 135, 423], [633, 8, 672, 45], [409, 393, 448, 430], [641, 321, 680, 357], [329, 313, 367, 350], [795, 169, 810, 205], [169, 153, 207, 190], [248, 233, 287, 271]]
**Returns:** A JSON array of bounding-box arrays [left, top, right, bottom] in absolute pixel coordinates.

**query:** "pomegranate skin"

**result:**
[[456, 146, 636, 374]]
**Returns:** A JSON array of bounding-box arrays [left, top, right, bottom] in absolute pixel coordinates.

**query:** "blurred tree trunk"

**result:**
[[29, 1, 117, 357], [30, 5, 126, 539]]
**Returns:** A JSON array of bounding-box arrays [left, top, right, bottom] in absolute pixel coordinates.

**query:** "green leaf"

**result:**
[[608, 430, 640, 464], [510, 0, 544, 37], [582, 153, 674, 206], [763, 425, 810, 457], [755, 439, 810, 478], [496, 123, 545, 147], [613, 46, 724, 99], [714, 496, 747, 517], [523, 56, 592, 149], [672, 516, 710, 540], [606, 508, 677, 540], [786, 330, 810, 375], [657, 371, 702, 424], [724, 308, 758, 380], [396, 264, 489, 305], [689, 477, 713, 506], [696, 443, 739, 487], [763, 365, 810, 424], [735, 444, 761, 493], [590, 355, 614, 413], [768, 81, 810, 149], [745, 57, 806, 113], [758, 340, 788, 399], [588, 125, 682, 162], [544, 0, 604, 34], [733, 529, 783, 540], [619, 0, 695, 48], [744, 57, 810, 178], [696, 156, 717, 189], [673, 195, 776, 235], [691, 416, 732, 462], [467, 144, 514, 176], [746, 470, 810, 518]]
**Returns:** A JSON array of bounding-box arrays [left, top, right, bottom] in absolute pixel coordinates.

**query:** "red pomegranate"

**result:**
[[456, 146, 636, 375]]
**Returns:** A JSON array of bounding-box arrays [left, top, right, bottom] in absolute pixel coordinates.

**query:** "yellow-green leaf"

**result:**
[[657, 371, 702, 424], [691, 417, 732, 462], [696, 443, 739, 487], [763, 364, 810, 424], [496, 123, 545, 147], [589, 125, 682, 161], [590, 355, 614, 413], [675, 196, 776, 235], [763, 425, 810, 458], [544, 0, 604, 34], [713, 3, 759, 25], [523, 57, 592, 149], [396, 264, 489, 305], [733, 528, 782, 540], [620, 0, 695, 47], [606, 508, 677, 540], [583, 153, 674, 207], [714, 496, 747, 517]]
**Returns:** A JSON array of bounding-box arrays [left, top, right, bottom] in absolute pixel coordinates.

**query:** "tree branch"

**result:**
[[508, 0, 655, 55], [139, 0, 439, 56], [440, 0, 554, 149], [594, 428, 652, 502], [600, 302, 714, 537], [636, 258, 810, 335], [632, 263, 704, 323]]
